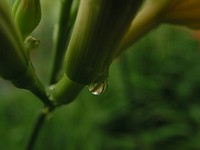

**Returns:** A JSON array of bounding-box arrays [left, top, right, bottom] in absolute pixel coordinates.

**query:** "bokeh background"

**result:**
[[1, 0, 200, 149]]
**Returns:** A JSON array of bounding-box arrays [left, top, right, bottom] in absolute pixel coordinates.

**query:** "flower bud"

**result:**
[[0, 1, 28, 80], [117, 0, 200, 54], [116, 0, 174, 54], [163, 0, 200, 29], [0, 1, 52, 106], [12, 0, 41, 37], [65, 0, 143, 84]]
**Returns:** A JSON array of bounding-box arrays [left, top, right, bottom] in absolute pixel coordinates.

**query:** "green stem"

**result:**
[[30, 79, 54, 107], [26, 74, 83, 149], [26, 106, 55, 150], [50, 0, 79, 84], [12, 63, 53, 107], [49, 74, 84, 106]]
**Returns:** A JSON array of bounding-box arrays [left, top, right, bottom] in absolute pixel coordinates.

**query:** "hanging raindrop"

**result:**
[[88, 80, 108, 95]]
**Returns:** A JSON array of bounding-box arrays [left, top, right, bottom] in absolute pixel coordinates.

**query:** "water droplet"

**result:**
[[88, 80, 108, 95]]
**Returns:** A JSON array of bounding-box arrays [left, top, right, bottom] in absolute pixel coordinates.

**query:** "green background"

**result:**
[[1, 0, 200, 149]]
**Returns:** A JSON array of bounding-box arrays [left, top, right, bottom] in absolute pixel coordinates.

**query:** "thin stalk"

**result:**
[[30, 80, 54, 107], [50, 0, 79, 84], [26, 106, 55, 150], [49, 74, 84, 106], [26, 74, 84, 149]]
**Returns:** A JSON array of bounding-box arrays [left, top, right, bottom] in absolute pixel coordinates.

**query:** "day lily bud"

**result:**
[[163, 0, 200, 29], [118, 0, 200, 54], [65, 0, 143, 84], [0, 1, 52, 106], [0, 1, 28, 79], [117, 0, 174, 54], [12, 0, 41, 37]]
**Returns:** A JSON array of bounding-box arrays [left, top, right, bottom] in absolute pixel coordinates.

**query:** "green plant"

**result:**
[[1, 0, 200, 149]]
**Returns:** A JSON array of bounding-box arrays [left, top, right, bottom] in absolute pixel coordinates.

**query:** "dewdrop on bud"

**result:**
[[88, 80, 108, 95]]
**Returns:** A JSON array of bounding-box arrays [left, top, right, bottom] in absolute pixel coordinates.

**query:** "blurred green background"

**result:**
[[2, 0, 200, 150]]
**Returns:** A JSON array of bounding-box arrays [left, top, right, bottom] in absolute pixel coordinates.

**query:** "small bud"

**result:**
[[24, 36, 40, 54], [12, 0, 41, 37], [65, 0, 143, 84]]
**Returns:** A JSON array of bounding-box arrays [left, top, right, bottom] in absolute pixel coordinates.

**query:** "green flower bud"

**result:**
[[12, 0, 41, 37], [0, 1, 52, 106], [0, 1, 28, 80], [65, 0, 143, 84]]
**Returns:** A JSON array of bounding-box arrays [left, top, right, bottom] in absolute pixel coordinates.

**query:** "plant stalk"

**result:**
[[26, 106, 55, 150], [50, 0, 79, 84]]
